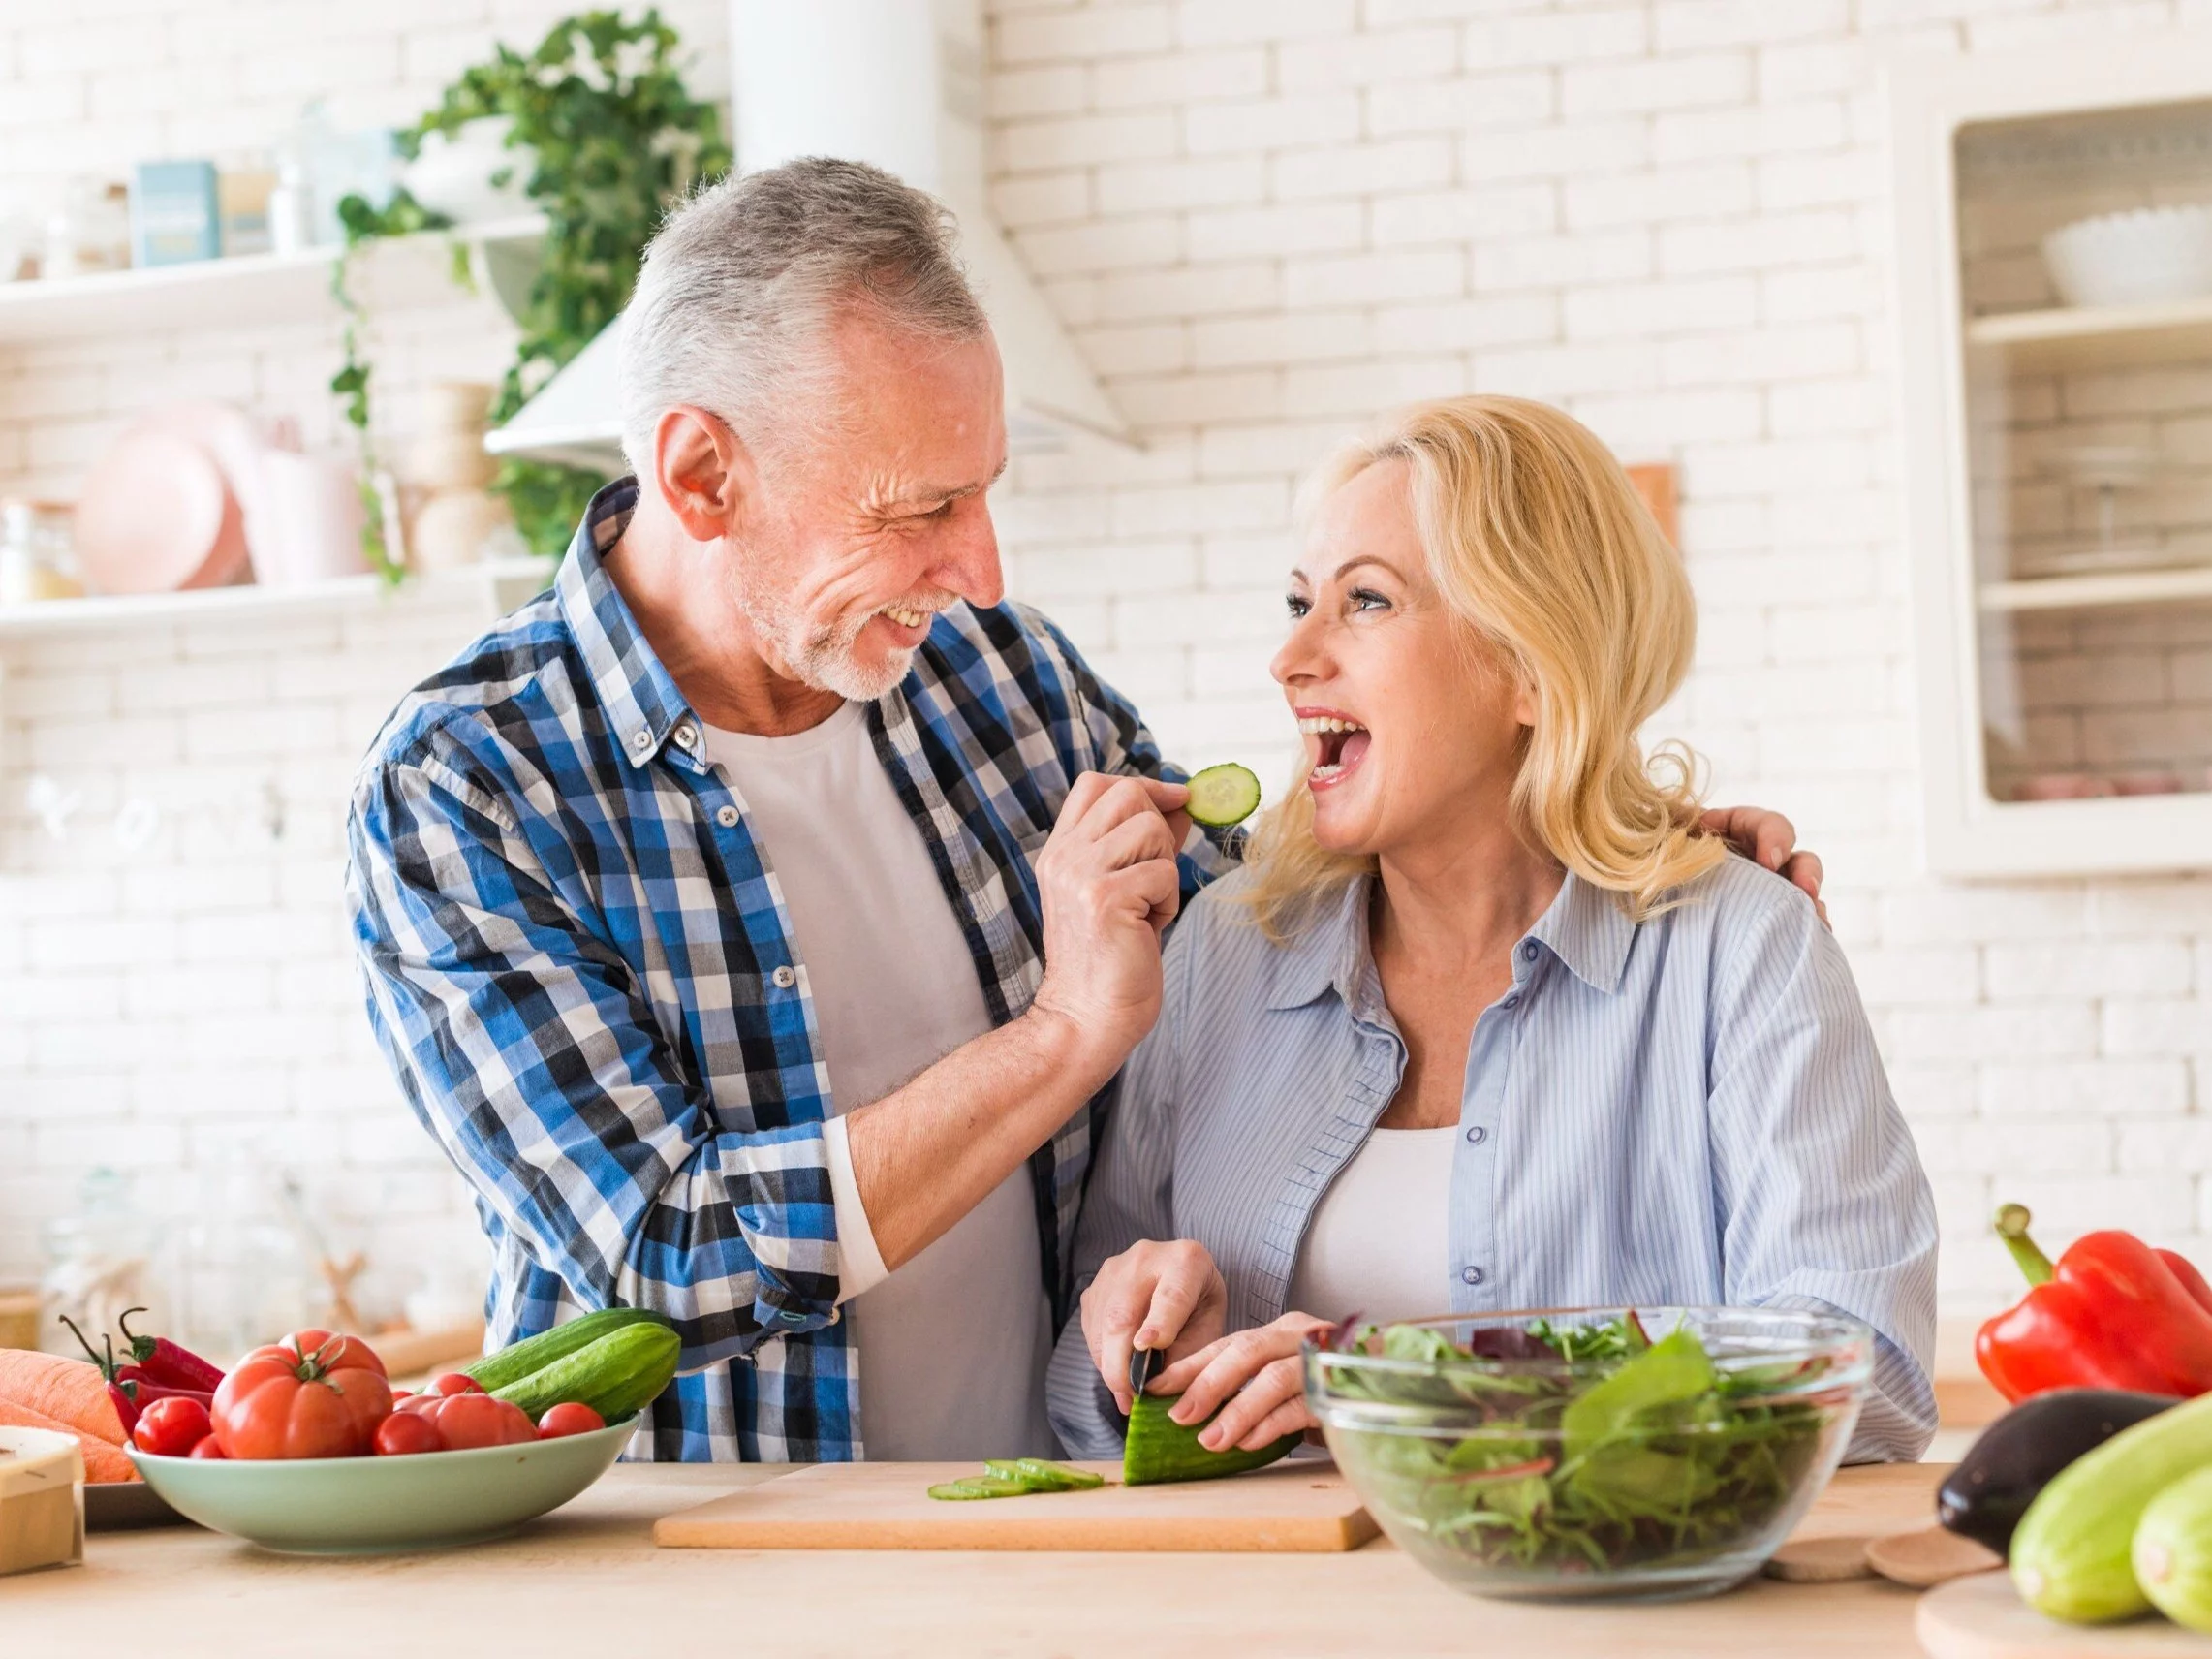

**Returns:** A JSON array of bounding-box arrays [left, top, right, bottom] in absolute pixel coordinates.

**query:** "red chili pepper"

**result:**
[[57, 1314, 140, 1436], [1976, 1204, 2212, 1403], [115, 1368, 215, 1413], [117, 1307, 226, 1392]]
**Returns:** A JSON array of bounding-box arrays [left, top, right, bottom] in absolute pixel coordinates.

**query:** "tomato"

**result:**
[[373, 1411, 446, 1456], [536, 1402, 606, 1439], [414, 1393, 535, 1451], [188, 1435, 227, 1459], [132, 1395, 213, 1457], [211, 1329, 393, 1459], [422, 1372, 484, 1397]]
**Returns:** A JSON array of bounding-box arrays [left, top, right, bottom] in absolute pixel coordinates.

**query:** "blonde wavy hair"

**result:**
[[1240, 394, 1726, 941]]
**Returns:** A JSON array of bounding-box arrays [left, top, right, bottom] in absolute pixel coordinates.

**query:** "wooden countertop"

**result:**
[[5, 1462, 1948, 1658]]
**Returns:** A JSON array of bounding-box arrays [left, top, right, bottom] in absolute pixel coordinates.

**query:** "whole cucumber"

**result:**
[[465, 1307, 670, 1393], [2012, 1390, 2212, 1623], [2135, 1464, 2212, 1632], [1123, 1393, 1301, 1487], [490, 1321, 681, 1423]]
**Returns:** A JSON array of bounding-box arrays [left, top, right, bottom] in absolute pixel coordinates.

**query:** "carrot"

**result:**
[[0, 1348, 125, 1443], [0, 1397, 139, 1483]]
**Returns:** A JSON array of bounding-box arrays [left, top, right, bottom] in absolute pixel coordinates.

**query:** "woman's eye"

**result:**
[[1285, 595, 1311, 619], [1349, 587, 1391, 611]]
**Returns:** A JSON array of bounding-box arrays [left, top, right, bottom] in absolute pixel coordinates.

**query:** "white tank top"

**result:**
[[1286, 1126, 1459, 1326]]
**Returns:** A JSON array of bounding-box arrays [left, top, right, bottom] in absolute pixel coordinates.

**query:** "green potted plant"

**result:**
[[334, 9, 730, 574]]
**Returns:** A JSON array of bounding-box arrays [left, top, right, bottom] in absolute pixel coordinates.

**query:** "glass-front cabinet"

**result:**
[[1892, 39, 2212, 875]]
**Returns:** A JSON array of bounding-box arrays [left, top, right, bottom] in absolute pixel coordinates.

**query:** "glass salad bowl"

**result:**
[[1304, 1306, 1872, 1603]]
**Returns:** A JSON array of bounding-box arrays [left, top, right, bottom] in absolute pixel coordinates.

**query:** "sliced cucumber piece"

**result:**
[[1185, 762, 1262, 829], [927, 1475, 1029, 1501]]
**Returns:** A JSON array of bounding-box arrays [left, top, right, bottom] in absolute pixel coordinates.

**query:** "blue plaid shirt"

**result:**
[[347, 481, 1231, 1461]]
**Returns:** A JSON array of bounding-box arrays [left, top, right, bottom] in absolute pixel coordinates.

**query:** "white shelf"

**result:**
[[1965, 293, 2212, 370], [0, 216, 545, 344], [1977, 565, 2212, 611], [0, 556, 555, 640]]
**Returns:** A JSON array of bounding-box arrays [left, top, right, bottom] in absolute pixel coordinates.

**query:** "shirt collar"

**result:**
[[556, 478, 700, 768], [1522, 871, 1636, 994], [1259, 867, 1635, 1011]]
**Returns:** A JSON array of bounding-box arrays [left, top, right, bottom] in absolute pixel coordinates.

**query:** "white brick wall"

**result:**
[[3, 0, 2210, 1342]]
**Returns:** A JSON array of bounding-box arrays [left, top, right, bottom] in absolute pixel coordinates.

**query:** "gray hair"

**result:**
[[617, 157, 990, 476]]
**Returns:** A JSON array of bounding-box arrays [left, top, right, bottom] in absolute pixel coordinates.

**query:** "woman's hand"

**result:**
[[1150, 1312, 1336, 1453], [1080, 1238, 1229, 1416], [1698, 804, 1826, 926]]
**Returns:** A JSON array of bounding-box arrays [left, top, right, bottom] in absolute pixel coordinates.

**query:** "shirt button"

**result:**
[[1520, 942, 1539, 962], [674, 724, 698, 750], [630, 730, 651, 753], [1461, 1266, 1485, 1286], [716, 805, 739, 829], [770, 965, 796, 989], [1465, 1125, 1487, 1145]]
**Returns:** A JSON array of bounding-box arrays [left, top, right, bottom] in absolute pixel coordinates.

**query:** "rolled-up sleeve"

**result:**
[[347, 734, 842, 1374], [1708, 887, 1940, 1463], [1044, 921, 1194, 1456]]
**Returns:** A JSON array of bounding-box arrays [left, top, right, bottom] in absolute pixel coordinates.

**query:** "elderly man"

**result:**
[[347, 158, 1818, 1463]]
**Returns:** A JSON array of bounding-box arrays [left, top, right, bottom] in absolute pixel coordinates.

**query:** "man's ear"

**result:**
[[650, 404, 753, 543]]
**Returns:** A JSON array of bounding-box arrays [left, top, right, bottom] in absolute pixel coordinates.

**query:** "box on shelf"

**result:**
[[130, 161, 220, 268]]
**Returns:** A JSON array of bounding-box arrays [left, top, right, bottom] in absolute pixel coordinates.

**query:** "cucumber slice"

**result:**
[[927, 1475, 1029, 1501], [983, 1457, 1106, 1492], [1185, 763, 1262, 829]]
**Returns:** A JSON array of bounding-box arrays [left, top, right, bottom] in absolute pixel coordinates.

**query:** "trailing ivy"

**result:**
[[334, 9, 730, 564]]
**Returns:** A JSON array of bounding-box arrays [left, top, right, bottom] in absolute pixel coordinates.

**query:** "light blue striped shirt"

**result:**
[[1046, 857, 1939, 1464]]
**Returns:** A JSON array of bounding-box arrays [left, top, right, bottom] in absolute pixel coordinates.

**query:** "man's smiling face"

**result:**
[[732, 309, 1009, 701]]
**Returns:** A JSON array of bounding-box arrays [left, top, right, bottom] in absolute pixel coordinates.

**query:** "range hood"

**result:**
[[486, 0, 1131, 469]]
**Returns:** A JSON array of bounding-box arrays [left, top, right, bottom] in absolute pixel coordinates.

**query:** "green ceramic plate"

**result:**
[[128, 1418, 636, 1555]]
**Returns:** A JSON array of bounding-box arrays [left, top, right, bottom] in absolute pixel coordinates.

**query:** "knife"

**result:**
[[1128, 1342, 1162, 1406]]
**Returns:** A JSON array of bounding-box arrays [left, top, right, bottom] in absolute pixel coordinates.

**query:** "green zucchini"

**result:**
[[2013, 1390, 2212, 1623], [2135, 1464, 2212, 1631], [488, 1320, 682, 1423], [465, 1307, 670, 1393], [1123, 1392, 1301, 1487], [1185, 763, 1262, 830]]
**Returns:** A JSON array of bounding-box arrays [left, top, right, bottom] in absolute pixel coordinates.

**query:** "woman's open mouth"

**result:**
[[1297, 713, 1371, 790]]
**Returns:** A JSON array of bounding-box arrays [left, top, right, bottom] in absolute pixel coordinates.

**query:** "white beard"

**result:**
[[732, 556, 919, 703]]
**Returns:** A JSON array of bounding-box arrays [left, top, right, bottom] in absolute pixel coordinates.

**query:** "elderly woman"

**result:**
[[1045, 395, 1937, 1467]]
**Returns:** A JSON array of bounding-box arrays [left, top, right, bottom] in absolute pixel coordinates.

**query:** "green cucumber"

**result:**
[[488, 1320, 682, 1423], [1185, 763, 1262, 829], [2013, 1390, 2212, 1623], [983, 1457, 1106, 1493], [2135, 1464, 2212, 1631], [465, 1307, 670, 1393], [928, 1476, 1029, 1500], [1123, 1392, 1300, 1487]]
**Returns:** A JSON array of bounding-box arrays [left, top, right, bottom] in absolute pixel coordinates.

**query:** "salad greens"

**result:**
[[1324, 1314, 1828, 1577]]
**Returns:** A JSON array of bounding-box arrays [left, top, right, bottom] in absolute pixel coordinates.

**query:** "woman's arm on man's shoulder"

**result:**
[[1704, 867, 1940, 1462]]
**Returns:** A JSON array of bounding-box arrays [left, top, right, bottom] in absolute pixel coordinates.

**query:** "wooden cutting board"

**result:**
[[1917, 1572, 2206, 1658], [653, 1459, 1378, 1552]]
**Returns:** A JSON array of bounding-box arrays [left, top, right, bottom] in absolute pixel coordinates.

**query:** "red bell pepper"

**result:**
[[1976, 1204, 2212, 1403]]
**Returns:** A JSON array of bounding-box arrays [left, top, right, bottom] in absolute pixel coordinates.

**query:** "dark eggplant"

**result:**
[[1939, 1388, 2178, 1555]]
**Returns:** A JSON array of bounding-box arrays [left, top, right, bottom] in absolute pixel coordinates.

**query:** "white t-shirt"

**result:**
[[703, 703, 1057, 1460], [1286, 1127, 1459, 1326]]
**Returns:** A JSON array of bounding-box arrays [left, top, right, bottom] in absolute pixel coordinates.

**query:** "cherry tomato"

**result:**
[[211, 1329, 393, 1459], [536, 1402, 606, 1439], [415, 1393, 535, 1451], [422, 1372, 485, 1397], [372, 1411, 447, 1456], [132, 1394, 214, 1457], [188, 1435, 227, 1459]]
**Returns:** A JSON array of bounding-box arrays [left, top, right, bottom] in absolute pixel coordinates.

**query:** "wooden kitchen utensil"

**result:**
[[654, 1459, 1377, 1553], [1918, 1570, 2207, 1657], [1866, 1522, 2003, 1587]]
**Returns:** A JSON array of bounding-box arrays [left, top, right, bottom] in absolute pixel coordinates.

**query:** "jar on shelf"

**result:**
[[0, 500, 83, 603]]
